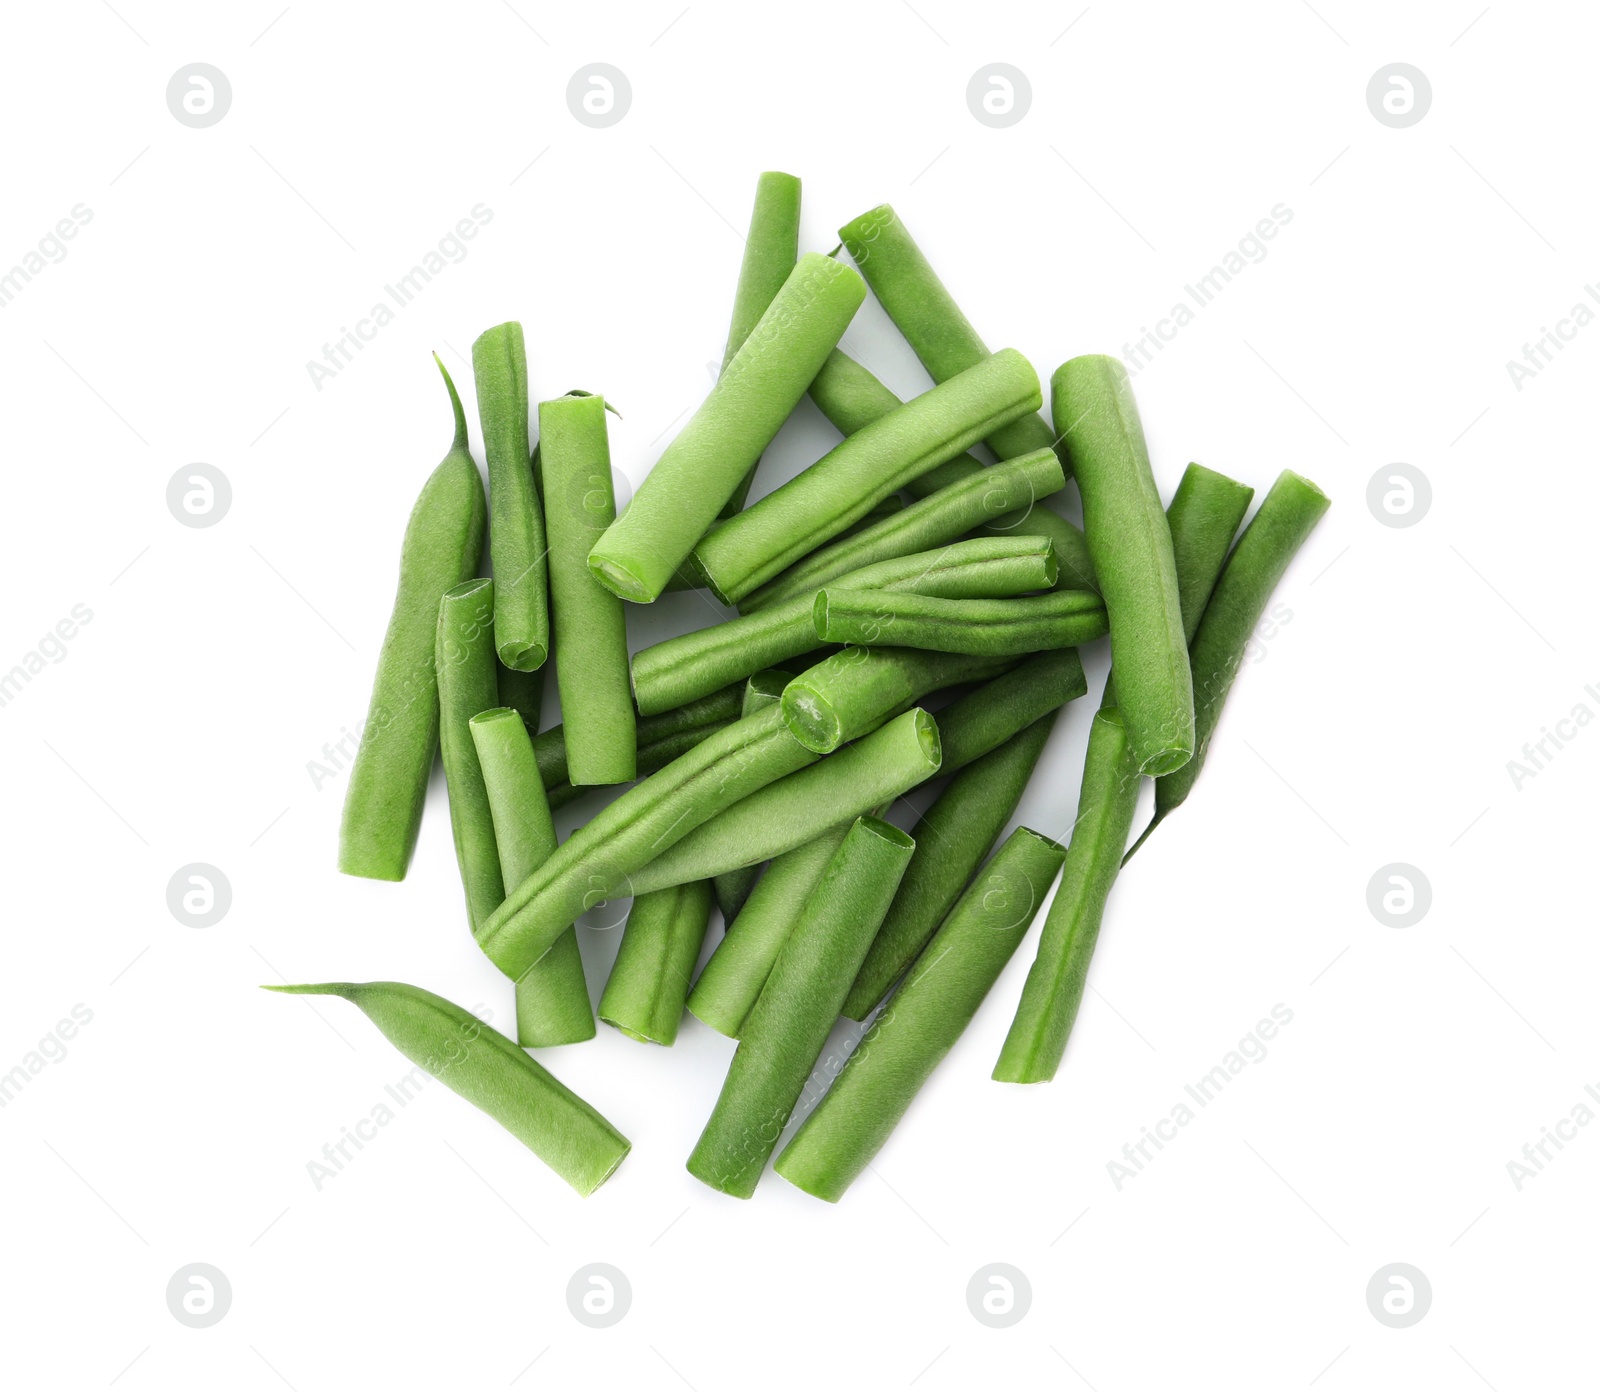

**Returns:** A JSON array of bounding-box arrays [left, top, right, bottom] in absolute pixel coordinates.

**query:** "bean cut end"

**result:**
[[588, 552, 657, 605], [780, 683, 845, 754]]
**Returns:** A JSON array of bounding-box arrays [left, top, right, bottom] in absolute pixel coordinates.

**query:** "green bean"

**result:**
[[263, 981, 628, 1195], [741, 448, 1064, 612], [693, 349, 1043, 604], [472, 322, 549, 670], [539, 391, 636, 785], [597, 880, 714, 1045], [814, 588, 1107, 657], [436, 578, 505, 929], [719, 171, 802, 518], [469, 709, 594, 1047], [632, 536, 1055, 717], [627, 708, 941, 895], [476, 704, 817, 982], [836, 205, 1060, 466], [781, 646, 1012, 754], [712, 671, 790, 921], [1054, 355, 1192, 775], [842, 712, 1059, 1020], [1165, 464, 1257, 648], [779, 826, 1067, 1199], [533, 684, 743, 793], [588, 253, 865, 603], [934, 649, 1089, 774], [686, 825, 849, 1037], [340, 356, 486, 882], [686, 816, 915, 1197], [496, 661, 544, 737], [993, 706, 1142, 1082]]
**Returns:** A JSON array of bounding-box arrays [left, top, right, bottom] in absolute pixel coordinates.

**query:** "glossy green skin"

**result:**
[[597, 880, 714, 1045], [780, 646, 1012, 754], [339, 357, 486, 882], [934, 649, 1088, 773], [712, 672, 791, 921], [631, 536, 1056, 717], [694, 349, 1043, 604], [814, 588, 1107, 657], [472, 322, 549, 670], [539, 392, 636, 784], [993, 707, 1143, 1083], [720, 171, 802, 518], [436, 579, 505, 929], [469, 709, 594, 1047], [837, 205, 1061, 466], [534, 685, 742, 793], [687, 825, 848, 1038], [842, 712, 1058, 1020], [1054, 355, 1193, 775], [589, 254, 865, 603], [779, 826, 1067, 1199], [264, 982, 628, 1195], [742, 448, 1065, 612], [687, 817, 916, 1197], [476, 704, 818, 981], [627, 708, 941, 895]]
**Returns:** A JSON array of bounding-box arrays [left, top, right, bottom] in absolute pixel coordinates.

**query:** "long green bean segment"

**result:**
[[814, 588, 1107, 657], [837, 205, 1061, 466], [340, 356, 486, 882], [842, 712, 1059, 1020], [627, 708, 941, 895], [719, 171, 802, 518], [712, 671, 790, 922], [588, 253, 865, 603], [597, 880, 714, 1045], [476, 704, 817, 981], [632, 536, 1055, 717], [741, 448, 1064, 612], [934, 648, 1089, 773], [993, 706, 1142, 1082], [781, 646, 1012, 754], [539, 391, 636, 784], [264, 981, 628, 1195], [779, 826, 1068, 1199], [1134, 469, 1331, 851], [687, 825, 849, 1037], [693, 348, 1043, 604], [686, 816, 915, 1197], [472, 322, 549, 670], [1055, 355, 1193, 775], [436, 579, 505, 928], [469, 709, 594, 1047]]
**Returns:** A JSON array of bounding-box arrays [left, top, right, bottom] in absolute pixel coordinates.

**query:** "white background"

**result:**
[[1, 1, 1594, 1387]]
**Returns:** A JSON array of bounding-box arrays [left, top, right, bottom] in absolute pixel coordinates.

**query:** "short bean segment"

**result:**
[[686, 816, 916, 1198], [711, 671, 791, 922], [778, 826, 1068, 1200], [813, 588, 1107, 657], [264, 981, 628, 1196], [533, 684, 743, 796], [597, 880, 715, 1046]]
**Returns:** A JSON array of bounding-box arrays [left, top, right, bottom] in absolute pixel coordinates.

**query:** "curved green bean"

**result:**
[[813, 588, 1107, 657], [588, 253, 865, 603], [687, 816, 916, 1197], [778, 826, 1067, 1199], [264, 981, 628, 1195], [934, 649, 1088, 773], [340, 356, 486, 882], [597, 880, 714, 1045]]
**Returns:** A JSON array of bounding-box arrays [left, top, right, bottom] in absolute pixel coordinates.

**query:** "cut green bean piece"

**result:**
[[1165, 464, 1257, 648], [814, 588, 1107, 657], [779, 826, 1067, 1199], [472, 322, 549, 670], [469, 708, 594, 1047], [719, 171, 802, 518], [340, 356, 486, 882], [687, 816, 916, 1197], [589, 253, 865, 603], [476, 704, 817, 982], [597, 880, 714, 1045], [843, 712, 1059, 1020], [694, 349, 1043, 603], [837, 205, 1060, 465], [993, 706, 1142, 1082], [263, 981, 628, 1195], [436, 578, 505, 929], [712, 672, 790, 921], [533, 684, 743, 794], [1055, 355, 1192, 775], [935, 649, 1088, 774], [540, 391, 636, 784], [742, 448, 1064, 612]]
